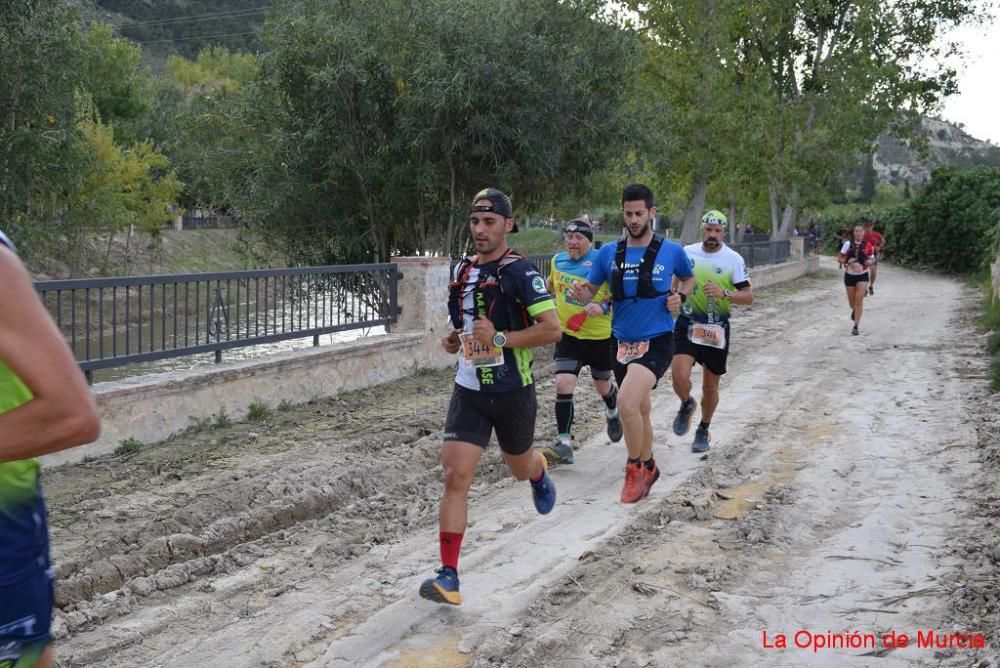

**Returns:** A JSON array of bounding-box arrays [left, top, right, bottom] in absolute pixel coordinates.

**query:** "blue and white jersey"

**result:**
[[588, 239, 693, 341]]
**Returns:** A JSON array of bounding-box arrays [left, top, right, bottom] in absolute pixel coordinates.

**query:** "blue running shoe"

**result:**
[[531, 453, 557, 515], [419, 566, 461, 605], [673, 398, 697, 436], [692, 425, 711, 453]]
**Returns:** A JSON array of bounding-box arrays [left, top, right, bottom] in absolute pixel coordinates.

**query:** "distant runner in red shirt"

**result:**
[[862, 219, 885, 296]]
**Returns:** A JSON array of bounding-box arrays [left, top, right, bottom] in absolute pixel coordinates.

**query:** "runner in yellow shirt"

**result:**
[[542, 219, 622, 465]]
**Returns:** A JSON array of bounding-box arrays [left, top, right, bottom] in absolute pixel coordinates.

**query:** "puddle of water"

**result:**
[[385, 640, 468, 668], [713, 480, 774, 520], [713, 462, 799, 520]]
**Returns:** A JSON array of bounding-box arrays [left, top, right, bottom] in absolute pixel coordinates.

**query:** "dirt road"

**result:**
[[46, 261, 1000, 667]]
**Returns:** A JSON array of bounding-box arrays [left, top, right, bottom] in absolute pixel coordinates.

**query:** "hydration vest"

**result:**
[[610, 234, 669, 301], [448, 249, 532, 332], [847, 240, 872, 266]]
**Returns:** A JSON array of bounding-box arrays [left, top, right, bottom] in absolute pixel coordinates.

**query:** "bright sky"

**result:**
[[935, 7, 1000, 145]]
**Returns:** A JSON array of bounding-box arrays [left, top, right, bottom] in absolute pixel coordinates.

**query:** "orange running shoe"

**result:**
[[620, 461, 645, 504], [641, 460, 661, 499]]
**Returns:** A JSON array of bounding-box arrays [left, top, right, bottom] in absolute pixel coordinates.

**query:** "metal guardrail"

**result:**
[[35, 264, 400, 383], [729, 240, 791, 268], [526, 254, 554, 282], [449, 254, 554, 282], [458, 241, 791, 283]]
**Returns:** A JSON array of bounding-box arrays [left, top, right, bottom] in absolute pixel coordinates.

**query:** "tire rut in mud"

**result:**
[[47, 355, 612, 649]]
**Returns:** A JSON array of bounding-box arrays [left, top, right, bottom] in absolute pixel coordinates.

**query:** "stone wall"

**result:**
[[750, 254, 819, 290], [789, 236, 804, 261]]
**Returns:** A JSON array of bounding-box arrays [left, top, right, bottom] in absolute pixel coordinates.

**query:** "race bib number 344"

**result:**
[[460, 332, 505, 367], [688, 323, 726, 349], [616, 340, 649, 364]]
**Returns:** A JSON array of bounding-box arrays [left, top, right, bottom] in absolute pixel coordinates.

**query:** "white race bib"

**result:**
[[616, 340, 650, 364], [688, 322, 726, 349], [460, 332, 505, 367]]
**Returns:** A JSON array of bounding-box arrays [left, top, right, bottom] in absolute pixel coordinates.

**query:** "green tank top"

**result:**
[[0, 360, 39, 509]]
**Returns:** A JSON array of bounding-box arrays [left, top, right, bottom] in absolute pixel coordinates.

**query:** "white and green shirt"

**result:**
[[679, 243, 750, 325]]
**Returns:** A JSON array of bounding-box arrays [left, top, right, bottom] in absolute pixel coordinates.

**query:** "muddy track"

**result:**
[[47, 340, 611, 665], [46, 265, 998, 667]]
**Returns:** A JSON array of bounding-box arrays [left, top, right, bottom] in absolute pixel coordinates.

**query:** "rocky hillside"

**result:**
[[875, 117, 1000, 186]]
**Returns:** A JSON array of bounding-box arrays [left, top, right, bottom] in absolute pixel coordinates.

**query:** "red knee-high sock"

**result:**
[[439, 531, 464, 570]]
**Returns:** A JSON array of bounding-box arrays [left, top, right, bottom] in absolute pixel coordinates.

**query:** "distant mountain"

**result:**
[[85, 0, 272, 64], [874, 117, 1000, 185]]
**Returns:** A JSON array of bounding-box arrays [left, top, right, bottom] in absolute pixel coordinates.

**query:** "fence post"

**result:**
[[789, 236, 804, 261], [388, 257, 451, 334]]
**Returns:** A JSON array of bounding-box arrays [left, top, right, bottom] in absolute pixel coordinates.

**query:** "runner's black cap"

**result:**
[[469, 187, 518, 232], [563, 218, 593, 241]]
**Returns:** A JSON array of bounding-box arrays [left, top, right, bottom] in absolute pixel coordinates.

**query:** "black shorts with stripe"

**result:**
[[442, 384, 537, 455]]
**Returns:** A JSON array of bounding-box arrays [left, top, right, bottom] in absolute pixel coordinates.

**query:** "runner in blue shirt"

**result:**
[[569, 184, 695, 503]]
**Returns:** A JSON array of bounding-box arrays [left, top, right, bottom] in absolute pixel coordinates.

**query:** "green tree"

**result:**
[[0, 0, 85, 250], [232, 0, 640, 264], [1, 4, 174, 266], [33, 116, 183, 275], [859, 150, 877, 204], [624, 0, 984, 242], [138, 47, 259, 211], [623, 0, 753, 243], [883, 166, 1000, 273], [735, 0, 982, 238], [79, 23, 152, 135]]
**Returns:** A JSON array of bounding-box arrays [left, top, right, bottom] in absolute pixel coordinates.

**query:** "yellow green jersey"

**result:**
[[0, 232, 46, 576], [550, 250, 612, 340]]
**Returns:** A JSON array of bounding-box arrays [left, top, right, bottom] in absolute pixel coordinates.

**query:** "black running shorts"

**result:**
[[673, 317, 730, 376], [554, 333, 615, 377], [443, 384, 537, 455], [612, 331, 674, 388], [844, 272, 870, 287]]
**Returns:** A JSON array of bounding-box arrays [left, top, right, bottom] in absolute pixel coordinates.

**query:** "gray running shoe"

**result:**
[[852, 325, 859, 336], [692, 425, 711, 453], [672, 398, 697, 436], [606, 412, 623, 443], [542, 439, 575, 465]]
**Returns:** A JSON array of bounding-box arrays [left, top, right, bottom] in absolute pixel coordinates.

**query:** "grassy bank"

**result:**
[[982, 284, 1000, 391], [511, 227, 620, 255], [27, 228, 280, 280]]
